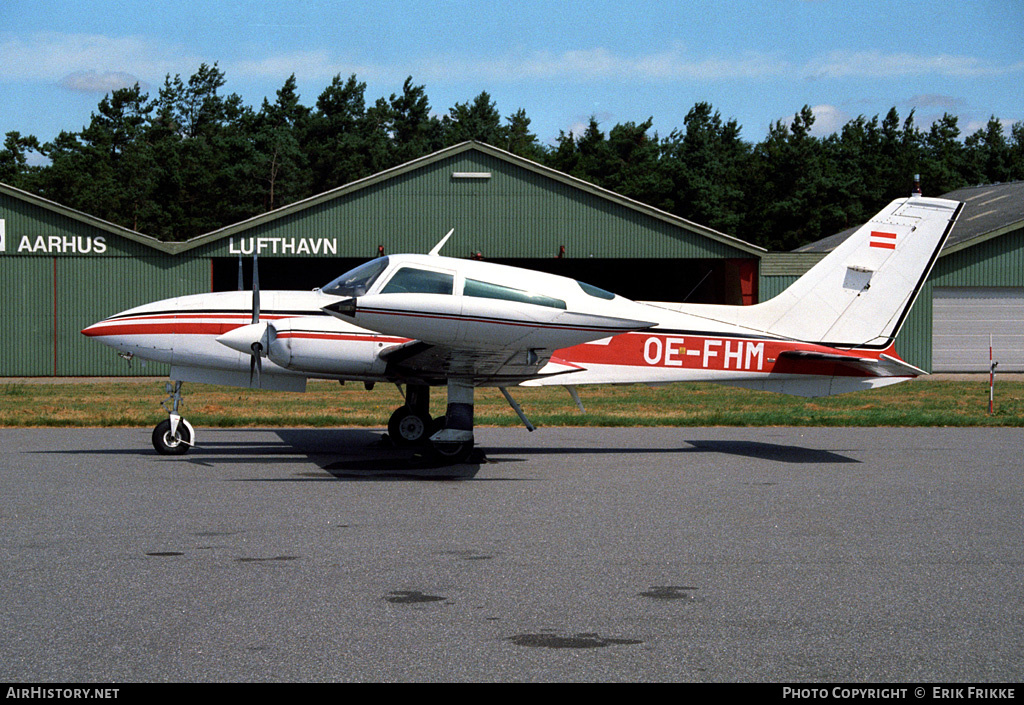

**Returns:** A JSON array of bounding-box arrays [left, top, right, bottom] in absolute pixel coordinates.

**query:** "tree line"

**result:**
[[2, 63, 1022, 249]]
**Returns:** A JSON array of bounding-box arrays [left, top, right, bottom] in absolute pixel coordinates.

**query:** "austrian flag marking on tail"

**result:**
[[869, 231, 898, 249]]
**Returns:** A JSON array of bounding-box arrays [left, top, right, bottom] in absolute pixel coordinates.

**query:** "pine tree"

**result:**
[[0, 131, 42, 189]]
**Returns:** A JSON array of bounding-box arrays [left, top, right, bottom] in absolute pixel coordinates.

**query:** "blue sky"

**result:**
[[2, 0, 1022, 153]]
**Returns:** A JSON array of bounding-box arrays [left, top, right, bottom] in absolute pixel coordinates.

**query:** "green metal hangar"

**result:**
[[0, 186, 207, 377], [796, 181, 1024, 373], [1, 141, 763, 378]]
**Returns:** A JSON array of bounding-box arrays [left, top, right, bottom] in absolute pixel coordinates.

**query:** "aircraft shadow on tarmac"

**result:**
[[266, 431, 860, 472], [178, 429, 488, 480], [485, 441, 859, 465], [38, 429, 858, 481]]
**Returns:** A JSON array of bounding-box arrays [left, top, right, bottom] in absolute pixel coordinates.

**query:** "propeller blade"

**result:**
[[250, 341, 263, 387], [251, 254, 260, 325], [237, 254, 244, 291]]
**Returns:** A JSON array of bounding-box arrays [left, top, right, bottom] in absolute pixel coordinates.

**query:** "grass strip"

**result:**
[[2, 378, 1022, 428]]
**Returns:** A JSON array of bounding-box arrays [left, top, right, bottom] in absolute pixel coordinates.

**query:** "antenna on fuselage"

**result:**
[[428, 228, 454, 256]]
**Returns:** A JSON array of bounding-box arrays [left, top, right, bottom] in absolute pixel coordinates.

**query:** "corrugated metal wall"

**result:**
[[56, 257, 209, 375], [3, 257, 54, 375], [2, 188, 209, 376], [1, 254, 208, 377]]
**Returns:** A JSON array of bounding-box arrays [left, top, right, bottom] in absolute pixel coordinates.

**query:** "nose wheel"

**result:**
[[153, 381, 195, 455], [152, 417, 193, 455]]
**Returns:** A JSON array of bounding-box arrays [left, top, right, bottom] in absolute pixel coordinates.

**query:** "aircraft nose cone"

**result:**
[[81, 317, 114, 338]]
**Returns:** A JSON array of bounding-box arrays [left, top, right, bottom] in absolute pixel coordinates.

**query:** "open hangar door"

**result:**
[[211, 256, 758, 306], [489, 258, 757, 306], [932, 287, 1024, 373], [211, 257, 369, 292]]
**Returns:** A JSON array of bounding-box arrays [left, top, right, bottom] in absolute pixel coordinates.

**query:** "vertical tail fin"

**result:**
[[677, 197, 963, 348], [759, 196, 961, 347]]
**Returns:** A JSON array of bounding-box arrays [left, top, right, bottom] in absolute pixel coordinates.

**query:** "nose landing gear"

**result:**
[[153, 381, 195, 455]]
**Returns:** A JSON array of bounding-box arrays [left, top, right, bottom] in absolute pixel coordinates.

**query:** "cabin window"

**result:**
[[381, 267, 455, 295], [464, 279, 566, 309], [577, 280, 616, 300], [322, 257, 389, 297]]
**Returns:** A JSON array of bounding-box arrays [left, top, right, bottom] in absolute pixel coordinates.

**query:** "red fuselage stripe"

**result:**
[[84, 318, 409, 345]]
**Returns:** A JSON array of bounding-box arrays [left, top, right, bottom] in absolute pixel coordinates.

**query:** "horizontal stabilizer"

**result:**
[[777, 349, 926, 378]]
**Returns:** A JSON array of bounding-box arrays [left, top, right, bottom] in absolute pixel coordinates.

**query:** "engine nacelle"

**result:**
[[265, 319, 390, 377]]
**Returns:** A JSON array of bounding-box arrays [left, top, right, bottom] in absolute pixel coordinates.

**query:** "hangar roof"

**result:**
[[0, 181, 171, 252], [795, 181, 1024, 255], [174, 141, 764, 257], [3, 141, 763, 258]]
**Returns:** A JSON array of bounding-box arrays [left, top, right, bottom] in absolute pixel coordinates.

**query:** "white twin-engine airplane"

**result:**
[[83, 196, 962, 463]]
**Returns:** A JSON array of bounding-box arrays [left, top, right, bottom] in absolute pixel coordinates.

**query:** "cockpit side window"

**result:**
[[322, 257, 390, 297], [380, 267, 454, 295], [464, 279, 566, 309]]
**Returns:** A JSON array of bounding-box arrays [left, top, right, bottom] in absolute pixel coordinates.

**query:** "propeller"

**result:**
[[249, 254, 262, 387]]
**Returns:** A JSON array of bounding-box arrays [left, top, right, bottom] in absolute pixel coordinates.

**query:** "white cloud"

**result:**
[[225, 43, 791, 85], [804, 50, 1024, 80], [903, 94, 965, 110], [5, 30, 1022, 96], [0, 31, 201, 85], [227, 50, 386, 83], [58, 70, 144, 94], [808, 104, 848, 137], [964, 117, 1016, 136], [230, 44, 1024, 88]]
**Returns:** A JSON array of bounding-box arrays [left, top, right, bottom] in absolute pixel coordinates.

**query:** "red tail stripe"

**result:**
[[869, 230, 898, 250]]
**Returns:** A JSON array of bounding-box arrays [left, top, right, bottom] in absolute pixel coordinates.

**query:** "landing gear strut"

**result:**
[[427, 378, 475, 464], [153, 381, 195, 455]]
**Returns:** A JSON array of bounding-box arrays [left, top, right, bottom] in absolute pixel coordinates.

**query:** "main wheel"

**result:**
[[387, 407, 431, 446], [152, 419, 192, 455]]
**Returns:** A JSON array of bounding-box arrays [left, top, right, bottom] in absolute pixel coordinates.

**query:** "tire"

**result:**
[[387, 407, 431, 446], [152, 419, 192, 455]]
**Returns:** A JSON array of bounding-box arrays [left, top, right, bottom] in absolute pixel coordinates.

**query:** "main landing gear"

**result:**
[[387, 381, 475, 464], [387, 384, 435, 446], [152, 381, 195, 455]]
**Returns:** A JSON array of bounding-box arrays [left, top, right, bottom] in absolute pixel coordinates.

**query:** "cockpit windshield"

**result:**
[[322, 257, 390, 297]]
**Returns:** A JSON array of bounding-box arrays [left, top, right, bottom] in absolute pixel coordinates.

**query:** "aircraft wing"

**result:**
[[377, 339, 581, 385], [325, 293, 653, 385]]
